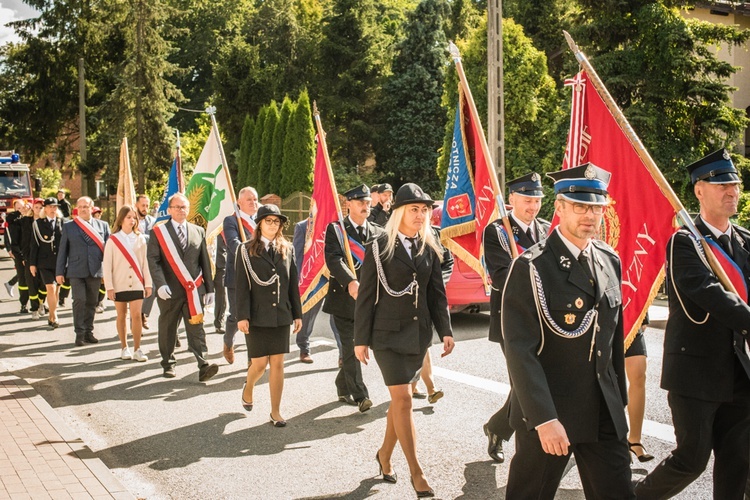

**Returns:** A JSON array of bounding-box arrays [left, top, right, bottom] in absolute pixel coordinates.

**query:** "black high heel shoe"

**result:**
[[628, 441, 654, 462], [375, 451, 397, 483], [241, 384, 253, 411], [410, 478, 434, 498], [269, 414, 287, 427]]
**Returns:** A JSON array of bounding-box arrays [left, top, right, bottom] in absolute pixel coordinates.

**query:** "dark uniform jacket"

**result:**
[[56, 217, 111, 279], [222, 213, 254, 288], [234, 242, 302, 327], [5, 211, 23, 256], [19, 215, 35, 262], [147, 220, 214, 300], [30, 217, 63, 270], [484, 214, 550, 343], [323, 218, 384, 320], [502, 229, 628, 444], [58, 198, 71, 219], [215, 232, 227, 270], [367, 203, 390, 227], [661, 217, 750, 402], [354, 234, 452, 355]]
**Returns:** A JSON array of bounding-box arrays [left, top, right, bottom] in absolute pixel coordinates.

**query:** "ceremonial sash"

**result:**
[[497, 225, 525, 256], [240, 216, 256, 237], [152, 224, 205, 323], [333, 222, 365, 267], [705, 238, 749, 303], [109, 232, 145, 285], [74, 217, 105, 252]]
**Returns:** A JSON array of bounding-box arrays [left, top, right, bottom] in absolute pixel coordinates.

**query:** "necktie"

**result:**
[[357, 225, 365, 242], [406, 237, 418, 260], [268, 243, 276, 259], [177, 225, 187, 250], [578, 252, 595, 287], [525, 227, 535, 244], [719, 234, 734, 258]]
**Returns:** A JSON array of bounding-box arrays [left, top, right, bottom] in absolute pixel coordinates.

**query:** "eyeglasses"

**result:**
[[169, 205, 189, 211], [263, 218, 282, 226], [562, 200, 605, 215]]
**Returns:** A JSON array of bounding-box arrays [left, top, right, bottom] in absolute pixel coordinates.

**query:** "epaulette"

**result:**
[[536, 217, 551, 225], [733, 224, 750, 238], [592, 238, 618, 257], [520, 241, 546, 261]]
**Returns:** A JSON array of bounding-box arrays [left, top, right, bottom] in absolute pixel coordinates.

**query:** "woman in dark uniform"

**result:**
[[236, 205, 302, 427], [626, 314, 654, 462], [354, 184, 454, 498]]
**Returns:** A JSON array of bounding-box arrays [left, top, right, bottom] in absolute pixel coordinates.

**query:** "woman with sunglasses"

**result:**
[[236, 205, 302, 427]]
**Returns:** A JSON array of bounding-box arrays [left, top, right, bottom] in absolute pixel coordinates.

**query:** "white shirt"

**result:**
[[556, 228, 595, 277], [348, 216, 365, 234], [701, 217, 732, 240], [261, 236, 274, 251], [170, 219, 187, 236], [118, 230, 137, 250], [510, 212, 534, 236], [397, 231, 419, 256]]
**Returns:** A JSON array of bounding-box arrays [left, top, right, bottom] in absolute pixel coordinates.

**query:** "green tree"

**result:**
[[281, 89, 315, 197], [237, 114, 255, 191], [247, 105, 268, 189], [258, 101, 280, 195], [270, 96, 296, 195], [377, 0, 449, 195]]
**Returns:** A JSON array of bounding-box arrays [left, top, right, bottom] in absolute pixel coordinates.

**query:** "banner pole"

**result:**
[[562, 31, 737, 296]]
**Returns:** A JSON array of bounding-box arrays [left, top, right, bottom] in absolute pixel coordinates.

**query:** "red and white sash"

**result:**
[[74, 217, 105, 252], [240, 212, 256, 237], [152, 224, 204, 322], [109, 232, 144, 285]]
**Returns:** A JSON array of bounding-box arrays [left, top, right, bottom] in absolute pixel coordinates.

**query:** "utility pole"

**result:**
[[78, 57, 88, 196], [487, 0, 505, 194]]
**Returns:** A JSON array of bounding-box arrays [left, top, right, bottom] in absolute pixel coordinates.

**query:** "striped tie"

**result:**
[[177, 225, 187, 249]]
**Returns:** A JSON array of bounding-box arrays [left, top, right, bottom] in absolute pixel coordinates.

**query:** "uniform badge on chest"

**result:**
[[564, 313, 576, 325], [575, 297, 583, 309]]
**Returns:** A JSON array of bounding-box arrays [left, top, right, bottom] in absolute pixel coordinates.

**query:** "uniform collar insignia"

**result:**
[[559, 255, 571, 269]]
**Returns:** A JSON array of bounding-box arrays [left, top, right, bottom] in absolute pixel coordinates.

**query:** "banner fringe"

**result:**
[[624, 266, 665, 350]]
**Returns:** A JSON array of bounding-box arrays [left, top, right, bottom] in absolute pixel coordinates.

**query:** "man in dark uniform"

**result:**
[[21, 199, 46, 319], [56, 190, 71, 219], [213, 232, 227, 333], [368, 183, 392, 227], [136, 194, 156, 328], [5, 200, 29, 312], [635, 149, 750, 499], [502, 164, 633, 498], [30, 198, 63, 328], [482, 172, 550, 463], [325, 184, 384, 411]]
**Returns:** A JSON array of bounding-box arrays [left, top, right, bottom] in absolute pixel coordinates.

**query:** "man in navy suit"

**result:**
[[136, 194, 157, 329], [56, 196, 111, 346]]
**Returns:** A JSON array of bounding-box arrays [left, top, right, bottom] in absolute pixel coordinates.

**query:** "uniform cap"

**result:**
[[686, 148, 740, 185], [344, 184, 372, 201], [391, 183, 434, 210], [547, 163, 611, 205], [507, 172, 544, 198]]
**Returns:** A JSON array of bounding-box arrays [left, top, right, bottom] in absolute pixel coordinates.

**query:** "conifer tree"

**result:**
[[281, 89, 315, 197], [247, 105, 268, 189], [269, 96, 295, 195], [237, 114, 255, 191], [258, 101, 280, 196]]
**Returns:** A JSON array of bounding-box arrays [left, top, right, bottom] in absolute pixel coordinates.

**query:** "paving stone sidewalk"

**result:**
[[0, 370, 133, 500]]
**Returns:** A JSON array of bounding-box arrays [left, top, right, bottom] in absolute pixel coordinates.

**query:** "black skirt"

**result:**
[[374, 347, 427, 386], [625, 331, 647, 358], [114, 290, 144, 302], [245, 324, 291, 358], [39, 268, 57, 285]]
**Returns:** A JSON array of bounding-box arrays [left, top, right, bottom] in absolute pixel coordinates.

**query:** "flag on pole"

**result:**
[[116, 137, 136, 212], [155, 156, 182, 222], [298, 137, 339, 313], [184, 126, 235, 240], [562, 70, 676, 347], [440, 86, 498, 279]]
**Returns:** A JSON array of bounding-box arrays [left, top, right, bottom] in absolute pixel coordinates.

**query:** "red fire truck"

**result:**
[[0, 151, 33, 245]]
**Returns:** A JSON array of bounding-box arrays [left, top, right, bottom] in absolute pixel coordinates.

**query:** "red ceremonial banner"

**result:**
[[298, 138, 338, 313], [563, 71, 676, 347]]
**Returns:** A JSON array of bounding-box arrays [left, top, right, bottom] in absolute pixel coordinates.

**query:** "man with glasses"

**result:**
[[502, 164, 633, 497], [635, 150, 750, 498], [56, 196, 111, 346], [482, 172, 550, 463], [148, 193, 218, 381]]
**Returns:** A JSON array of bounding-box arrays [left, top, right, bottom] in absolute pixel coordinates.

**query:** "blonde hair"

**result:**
[[381, 205, 443, 263]]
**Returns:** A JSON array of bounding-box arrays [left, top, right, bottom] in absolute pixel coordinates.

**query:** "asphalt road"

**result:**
[[0, 253, 717, 499]]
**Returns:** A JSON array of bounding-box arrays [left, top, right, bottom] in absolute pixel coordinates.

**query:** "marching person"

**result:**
[[213, 233, 227, 333], [56, 196, 111, 346], [135, 194, 156, 329], [103, 205, 152, 362], [6, 199, 30, 313], [21, 199, 46, 319], [482, 172, 550, 463], [354, 183, 454, 498], [148, 193, 218, 381], [236, 205, 302, 427], [368, 183, 393, 227], [502, 164, 633, 498], [29, 197, 63, 328], [369, 184, 381, 208], [56, 190, 71, 219], [626, 315, 653, 463], [635, 150, 750, 498], [222, 186, 260, 364], [325, 184, 384, 411]]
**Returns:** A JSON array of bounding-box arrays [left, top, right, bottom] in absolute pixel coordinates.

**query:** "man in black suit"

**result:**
[[635, 150, 750, 499], [5, 199, 29, 312], [367, 183, 392, 227], [324, 184, 384, 411], [136, 194, 157, 328], [482, 172, 550, 463], [30, 198, 63, 328], [148, 193, 218, 381], [502, 164, 633, 498]]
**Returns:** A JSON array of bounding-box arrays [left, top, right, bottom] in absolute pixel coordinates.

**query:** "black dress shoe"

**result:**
[[410, 478, 434, 498], [357, 398, 373, 413], [215, 324, 225, 333], [376, 451, 397, 483], [84, 335, 99, 344], [20, 305, 28, 314], [338, 395, 357, 406], [175, 338, 182, 348], [74, 338, 84, 347], [628, 441, 654, 462], [48, 320, 59, 329], [269, 414, 287, 427], [198, 363, 219, 382], [483, 423, 504, 463]]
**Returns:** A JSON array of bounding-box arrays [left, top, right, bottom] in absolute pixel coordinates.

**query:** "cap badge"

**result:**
[[584, 165, 596, 180], [723, 150, 731, 161], [414, 187, 423, 197], [575, 297, 584, 309], [564, 313, 576, 325], [531, 173, 540, 182]]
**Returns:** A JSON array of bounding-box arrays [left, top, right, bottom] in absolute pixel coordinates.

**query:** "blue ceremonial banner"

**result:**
[[156, 158, 181, 222], [441, 105, 476, 230]]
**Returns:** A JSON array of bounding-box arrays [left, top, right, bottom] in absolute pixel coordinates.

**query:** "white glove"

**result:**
[[157, 285, 172, 300], [203, 292, 215, 306]]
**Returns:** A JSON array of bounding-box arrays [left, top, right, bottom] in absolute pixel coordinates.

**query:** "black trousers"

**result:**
[[636, 365, 750, 499], [213, 267, 226, 328], [487, 391, 515, 442], [58, 278, 71, 302], [157, 297, 208, 371], [333, 315, 368, 401], [11, 254, 28, 306], [23, 262, 44, 311], [70, 277, 101, 340], [507, 401, 633, 499]]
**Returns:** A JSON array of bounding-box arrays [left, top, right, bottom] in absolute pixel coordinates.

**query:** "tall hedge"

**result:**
[[269, 96, 295, 195], [237, 114, 254, 191], [257, 100, 279, 196], [280, 89, 315, 197]]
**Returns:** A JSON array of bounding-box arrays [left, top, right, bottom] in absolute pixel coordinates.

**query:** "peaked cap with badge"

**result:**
[[686, 148, 740, 185], [508, 172, 544, 198], [547, 163, 611, 205], [344, 184, 372, 201]]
